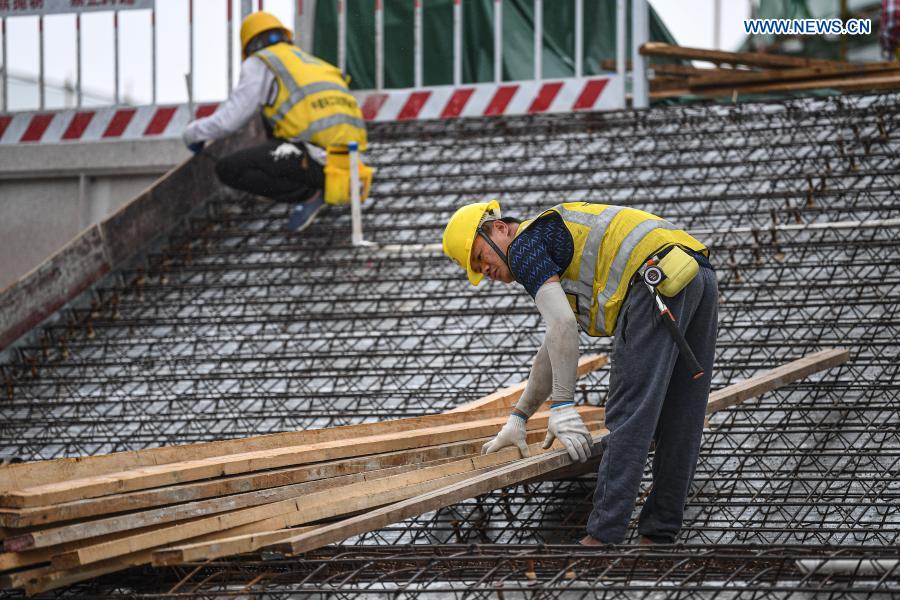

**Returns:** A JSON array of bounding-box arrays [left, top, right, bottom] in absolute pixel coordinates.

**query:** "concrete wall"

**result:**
[[0, 140, 190, 290]]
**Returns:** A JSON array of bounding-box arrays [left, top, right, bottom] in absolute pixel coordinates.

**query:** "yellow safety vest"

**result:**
[[254, 43, 368, 150], [515, 202, 708, 337]]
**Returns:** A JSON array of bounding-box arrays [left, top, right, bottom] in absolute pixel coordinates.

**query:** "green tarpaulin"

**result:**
[[313, 0, 680, 89]]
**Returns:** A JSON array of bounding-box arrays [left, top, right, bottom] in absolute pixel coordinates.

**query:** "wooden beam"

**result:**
[[640, 42, 838, 69], [270, 436, 605, 556], [147, 420, 605, 566], [3, 453, 469, 552], [3, 407, 601, 508], [0, 433, 504, 528], [695, 72, 900, 97], [688, 61, 900, 89], [446, 354, 606, 412], [0, 389, 567, 494], [51, 438, 582, 569], [706, 349, 849, 415]]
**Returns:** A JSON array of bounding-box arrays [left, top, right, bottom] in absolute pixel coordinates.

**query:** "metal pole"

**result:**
[[616, 0, 625, 107], [1, 18, 6, 112], [631, 0, 648, 108], [114, 11, 120, 105], [375, 0, 383, 89], [258, 0, 263, 10], [414, 0, 422, 87], [39, 16, 44, 109], [338, 0, 346, 73], [77, 13, 83, 106], [493, 0, 502, 83], [241, 0, 252, 20], [349, 141, 372, 246], [574, 0, 583, 77], [189, 0, 194, 107], [713, 0, 720, 50], [533, 0, 542, 80], [150, 8, 156, 105], [227, 0, 233, 91], [453, 0, 461, 85]]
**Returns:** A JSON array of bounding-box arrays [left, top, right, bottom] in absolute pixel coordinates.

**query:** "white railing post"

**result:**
[[188, 0, 194, 108], [453, 0, 461, 85], [375, 0, 383, 89], [1, 18, 6, 112], [574, 0, 583, 78], [77, 13, 83, 106], [414, 0, 422, 87], [150, 8, 156, 105], [493, 0, 502, 83], [227, 0, 233, 91], [114, 11, 120, 104], [38, 16, 44, 109], [338, 0, 346, 73], [533, 0, 542, 80], [631, 0, 649, 108], [616, 0, 625, 107]]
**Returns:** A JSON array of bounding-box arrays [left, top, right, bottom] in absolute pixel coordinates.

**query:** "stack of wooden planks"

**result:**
[[0, 349, 848, 595], [631, 43, 900, 99]]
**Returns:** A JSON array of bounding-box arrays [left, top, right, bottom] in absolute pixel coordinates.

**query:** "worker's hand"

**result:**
[[481, 414, 529, 458], [542, 404, 593, 463], [187, 141, 205, 155]]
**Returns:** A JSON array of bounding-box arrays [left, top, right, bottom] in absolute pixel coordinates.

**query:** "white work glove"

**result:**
[[542, 404, 593, 463], [481, 414, 529, 458]]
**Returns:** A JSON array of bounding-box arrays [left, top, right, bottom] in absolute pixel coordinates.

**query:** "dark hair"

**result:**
[[245, 28, 289, 56]]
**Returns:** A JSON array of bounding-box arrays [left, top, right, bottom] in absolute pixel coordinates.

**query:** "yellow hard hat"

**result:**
[[442, 200, 501, 286], [240, 12, 292, 58]]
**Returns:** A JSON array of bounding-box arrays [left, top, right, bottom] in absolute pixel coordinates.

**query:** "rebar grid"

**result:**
[[43, 545, 900, 599], [0, 92, 898, 597]]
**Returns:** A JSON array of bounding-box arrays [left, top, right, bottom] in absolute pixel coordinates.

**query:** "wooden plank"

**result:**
[[3, 407, 601, 508], [688, 61, 900, 89], [695, 72, 900, 96], [447, 354, 607, 413], [0, 426, 518, 528], [706, 348, 849, 415], [639, 42, 838, 69], [51, 438, 574, 570], [0, 390, 560, 494], [148, 419, 605, 566], [24, 521, 323, 595], [0, 519, 202, 573], [60, 419, 602, 572], [3, 453, 470, 552], [270, 435, 606, 556], [152, 528, 305, 566], [653, 72, 900, 99]]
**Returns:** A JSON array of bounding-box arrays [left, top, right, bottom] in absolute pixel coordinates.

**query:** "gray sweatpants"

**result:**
[[586, 265, 718, 544]]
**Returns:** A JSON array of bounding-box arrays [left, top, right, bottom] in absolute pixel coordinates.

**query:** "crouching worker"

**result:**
[[442, 201, 718, 545], [183, 11, 373, 232]]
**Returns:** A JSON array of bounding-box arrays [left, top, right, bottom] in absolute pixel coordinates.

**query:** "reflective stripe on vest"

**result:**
[[521, 203, 706, 337], [255, 44, 366, 147], [554, 204, 625, 327], [292, 113, 367, 142]]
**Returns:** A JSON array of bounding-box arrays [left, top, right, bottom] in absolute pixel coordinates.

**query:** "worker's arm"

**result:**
[[482, 278, 592, 462], [183, 57, 274, 146]]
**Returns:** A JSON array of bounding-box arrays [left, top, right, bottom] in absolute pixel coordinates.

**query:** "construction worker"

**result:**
[[183, 11, 369, 232], [442, 201, 718, 545]]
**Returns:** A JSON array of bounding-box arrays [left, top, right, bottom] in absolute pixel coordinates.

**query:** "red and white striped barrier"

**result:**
[[0, 77, 622, 145], [0, 103, 220, 146], [357, 77, 622, 121]]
